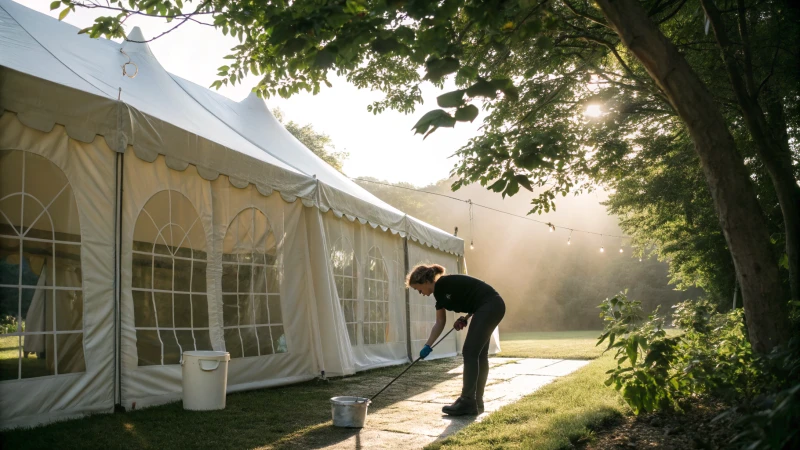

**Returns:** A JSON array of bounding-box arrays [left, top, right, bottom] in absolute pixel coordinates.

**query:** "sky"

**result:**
[[17, 0, 486, 186]]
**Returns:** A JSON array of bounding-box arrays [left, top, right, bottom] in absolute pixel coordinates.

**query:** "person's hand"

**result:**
[[454, 316, 469, 331], [419, 344, 432, 359]]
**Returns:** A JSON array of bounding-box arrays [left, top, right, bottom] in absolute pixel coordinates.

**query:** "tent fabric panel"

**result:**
[[407, 241, 459, 360], [209, 178, 317, 388], [119, 152, 217, 409], [321, 212, 409, 372], [0, 116, 115, 429], [404, 215, 464, 256]]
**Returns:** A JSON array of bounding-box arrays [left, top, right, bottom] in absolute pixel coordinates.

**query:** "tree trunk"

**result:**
[[700, 0, 800, 305], [593, 0, 792, 353]]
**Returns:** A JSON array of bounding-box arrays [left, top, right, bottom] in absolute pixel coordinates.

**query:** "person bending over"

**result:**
[[406, 263, 505, 416]]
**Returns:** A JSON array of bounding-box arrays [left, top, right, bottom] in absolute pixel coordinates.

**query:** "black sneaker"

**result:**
[[477, 399, 484, 414], [442, 397, 479, 416]]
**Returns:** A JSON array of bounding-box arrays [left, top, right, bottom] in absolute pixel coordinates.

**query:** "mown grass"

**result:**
[[499, 330, 606, 360], [427, 355, 629, 450], [2, 331, 628, 449]]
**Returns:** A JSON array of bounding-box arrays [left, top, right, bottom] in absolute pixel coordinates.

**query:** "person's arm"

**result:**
[[425, 308, 448, 347]]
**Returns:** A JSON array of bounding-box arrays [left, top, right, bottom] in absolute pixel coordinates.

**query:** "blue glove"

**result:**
[[419, 344, 432, 360]]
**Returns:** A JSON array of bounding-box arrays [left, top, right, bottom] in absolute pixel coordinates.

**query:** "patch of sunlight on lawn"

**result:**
[[498, 330, 605, 360]]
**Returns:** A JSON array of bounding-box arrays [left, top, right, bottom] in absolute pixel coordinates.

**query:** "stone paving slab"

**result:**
[[318, 357, 589, 449]]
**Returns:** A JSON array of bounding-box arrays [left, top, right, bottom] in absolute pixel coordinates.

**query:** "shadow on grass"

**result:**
[[1, 358, 466, 450]]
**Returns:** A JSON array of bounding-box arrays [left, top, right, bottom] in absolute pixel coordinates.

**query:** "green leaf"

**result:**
[[315, 50, 336, 69], [626, 339, 638, 366], [515, 175, 533, 191], [465, 79, 498, 99], [437, 90, 466, 108], [454, 104, 480, 122], [457, 65, 478, 80], [58, 6, 70, 20], [488, 178, 507, 193], [371, 37, 403, 54], [490, 78, 519, 100], [425, 57, 460, 81], [50, 1, 61, 10], [411, 109, 455, 136]]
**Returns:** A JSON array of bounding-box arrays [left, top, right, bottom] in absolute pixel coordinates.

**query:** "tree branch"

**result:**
[[736, 0, 756, 96], [561, 0, 610, 29]]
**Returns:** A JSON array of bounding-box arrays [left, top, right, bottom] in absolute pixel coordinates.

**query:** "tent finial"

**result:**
[[122, 26, 154, 57]]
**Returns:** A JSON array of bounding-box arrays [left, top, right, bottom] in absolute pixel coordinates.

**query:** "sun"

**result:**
[[584, 104, 603, 118]]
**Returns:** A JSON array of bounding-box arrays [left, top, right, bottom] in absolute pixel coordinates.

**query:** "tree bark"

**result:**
[[699, 0, 800, 305], [593, 0, 792, 353]]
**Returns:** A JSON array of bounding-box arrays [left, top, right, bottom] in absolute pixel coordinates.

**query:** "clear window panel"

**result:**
[[132, 290, 156, 328], [193, 329, 213, 350], [191, 261, 206, 293], [56, 333, 85, 374], [221, 263, 237, 293], [175, 330, 195, 353], [237, 265, 252, 293], [55, 290, 83, 331], [241, 327, 259, 357], [160, 330, 181, 365], [53, 243, 81, 287], [272, 325, 287, 353], [152, 257, 173, 291], [173, 258, 192, 292], [153, 292, 174, 328], [256, 326, 273, 355], [254, 296, 269, 324], [222, 295, 239, 327], [135, 330, 161, 366], [22, 334, 54, 379], [0, 335, 21, 381], [223, 328, 243, 359], [191, 295, 209, 328], [173, 294, 192, 328], [238, 294, 255, 326], [268, 295, 282, 324], [131, 253, 153, 289]]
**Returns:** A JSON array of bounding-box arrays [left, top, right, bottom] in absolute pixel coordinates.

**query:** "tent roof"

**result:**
[[0, 0, 463, 255]]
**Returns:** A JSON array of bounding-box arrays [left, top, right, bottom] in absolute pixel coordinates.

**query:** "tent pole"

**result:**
[[403, 236, 411, 362], [113, 152, 124, 409]]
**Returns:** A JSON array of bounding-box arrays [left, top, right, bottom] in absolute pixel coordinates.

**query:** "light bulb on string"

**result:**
[[639, 258, 642, 262], [567, 229, 572, 246], [600, 234, 605, 253], [600, 246, 605, 253], [470, 240, 474, 250], [619, 248, 623, 253], [548, 222, 555, 233]]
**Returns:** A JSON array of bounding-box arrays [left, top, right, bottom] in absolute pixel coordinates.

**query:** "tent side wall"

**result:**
[[0, 114, 116, 428], [118, 151, 319, 409]]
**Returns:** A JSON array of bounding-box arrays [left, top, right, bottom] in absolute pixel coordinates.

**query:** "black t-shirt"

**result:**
[[433, 274, 499, 314]]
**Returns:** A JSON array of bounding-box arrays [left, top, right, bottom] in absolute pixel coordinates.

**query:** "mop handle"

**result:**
[[370, 314, 472, 402]]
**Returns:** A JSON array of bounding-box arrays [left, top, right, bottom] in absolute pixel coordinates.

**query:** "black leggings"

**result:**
[[461, 295, 505, 400]]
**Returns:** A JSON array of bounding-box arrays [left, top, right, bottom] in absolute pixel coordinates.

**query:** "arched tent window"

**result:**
[[221, 208, 285, 358], [0, 150, 85, 380], [131, 190, 211, 366], [331, 238, 357, 345], [363, 246, 390, 345]]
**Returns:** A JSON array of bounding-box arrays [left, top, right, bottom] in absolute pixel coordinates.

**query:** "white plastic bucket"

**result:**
[[330, 396, 371, 428], [181, 351, 230, 411]]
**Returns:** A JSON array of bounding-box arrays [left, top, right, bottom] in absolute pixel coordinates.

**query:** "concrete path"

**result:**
[[322, 357, 590, 449]]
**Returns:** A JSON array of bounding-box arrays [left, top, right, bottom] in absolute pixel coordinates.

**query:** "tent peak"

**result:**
[[240, 91, 271, 114], [122, 27, 154, 56]]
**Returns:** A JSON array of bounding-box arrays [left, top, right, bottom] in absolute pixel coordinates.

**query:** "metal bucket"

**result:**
[[330, 396, 371, 428]]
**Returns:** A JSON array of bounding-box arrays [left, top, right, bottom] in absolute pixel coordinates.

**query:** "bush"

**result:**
[[598, 293, 800, 448], [0, 315, 20, 334]]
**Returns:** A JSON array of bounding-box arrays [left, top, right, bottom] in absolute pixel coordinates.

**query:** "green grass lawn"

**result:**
[[427, 355, 628, 450], [498, 330, 606, 360], [1, 331, 628, 449]]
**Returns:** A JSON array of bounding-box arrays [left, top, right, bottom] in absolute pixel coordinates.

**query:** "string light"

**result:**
[[567, 229, 573, 245], [600, 246, 605, 253], [548, 222, 555, 233], [619, 248, 623, 253], [468, 199, 475, 250], [600, 234, 605, 253]]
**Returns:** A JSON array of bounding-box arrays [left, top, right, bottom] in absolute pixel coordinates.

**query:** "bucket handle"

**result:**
[[199, 359, 221, 371]]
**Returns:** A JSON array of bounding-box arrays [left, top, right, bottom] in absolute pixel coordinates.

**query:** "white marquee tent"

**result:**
[[0, 0, 499, 430]]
